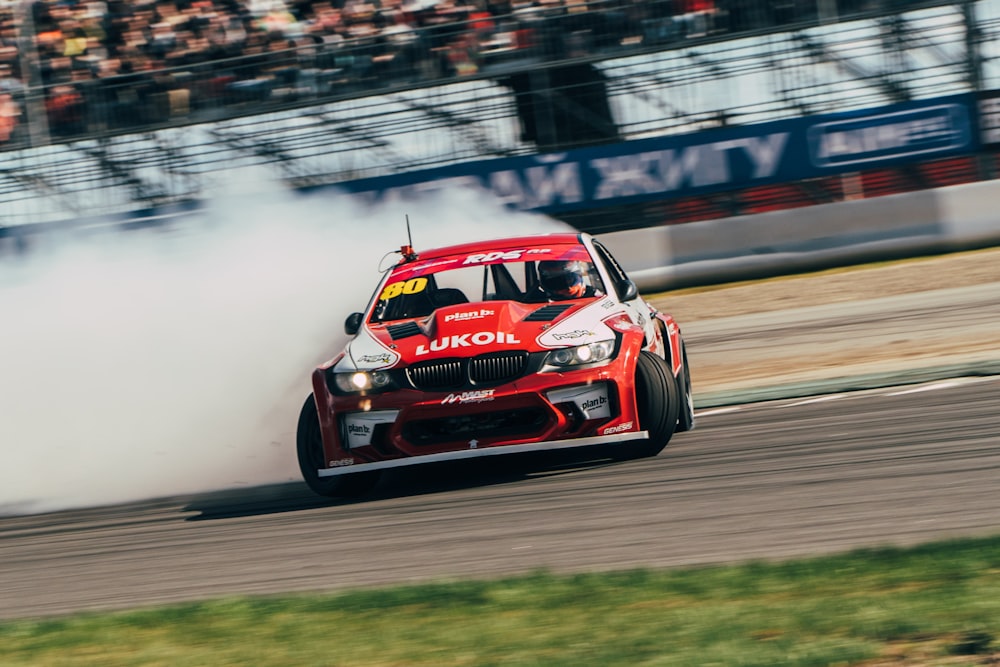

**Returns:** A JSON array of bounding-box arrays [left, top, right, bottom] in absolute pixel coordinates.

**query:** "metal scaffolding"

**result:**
[[0, 0, 995, 228]]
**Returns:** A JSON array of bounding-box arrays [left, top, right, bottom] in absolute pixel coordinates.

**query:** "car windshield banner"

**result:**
[[329, 93, 978, 215]]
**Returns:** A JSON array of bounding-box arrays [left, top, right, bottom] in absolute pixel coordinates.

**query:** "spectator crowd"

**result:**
[[0, 0, 896, 146]]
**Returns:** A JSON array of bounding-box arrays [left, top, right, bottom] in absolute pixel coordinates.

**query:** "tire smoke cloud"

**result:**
[[0, 179, 569, 515]]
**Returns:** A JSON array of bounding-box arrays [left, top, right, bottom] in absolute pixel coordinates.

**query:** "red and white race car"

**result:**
[[297, 232, 694, 497]]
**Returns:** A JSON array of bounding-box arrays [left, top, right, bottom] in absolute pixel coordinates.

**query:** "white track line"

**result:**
[[886, 381, 961, 396], [786, 394, 847, 407], [695, 407, 742, 417]]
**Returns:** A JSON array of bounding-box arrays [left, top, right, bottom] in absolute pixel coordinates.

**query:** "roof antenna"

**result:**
[[400, 214, 418, 261]]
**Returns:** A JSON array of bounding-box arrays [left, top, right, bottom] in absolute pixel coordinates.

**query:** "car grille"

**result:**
[[407, 352, 528, 390], [407, 359, 464, 389], [470, 352, 527, 383]]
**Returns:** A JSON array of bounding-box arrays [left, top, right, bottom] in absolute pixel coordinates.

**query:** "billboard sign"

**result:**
[[330, 94, 979, 214]]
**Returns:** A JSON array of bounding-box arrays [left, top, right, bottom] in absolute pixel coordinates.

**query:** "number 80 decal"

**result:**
[[380, 277, 428, 300]]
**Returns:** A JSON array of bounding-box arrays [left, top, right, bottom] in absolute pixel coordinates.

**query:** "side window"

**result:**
[[591, 241, 631, 300]]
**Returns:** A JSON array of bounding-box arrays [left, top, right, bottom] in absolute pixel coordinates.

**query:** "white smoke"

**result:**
[[0, 176, 570, 515]]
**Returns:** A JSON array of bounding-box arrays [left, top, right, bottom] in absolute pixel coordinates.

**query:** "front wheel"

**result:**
[[297, 394, 380, 498], [609, 350, 680, 460]]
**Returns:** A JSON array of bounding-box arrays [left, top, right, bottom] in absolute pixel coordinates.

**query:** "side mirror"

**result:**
[[620, 280, 639, 302], [344, 312, 363, 336]]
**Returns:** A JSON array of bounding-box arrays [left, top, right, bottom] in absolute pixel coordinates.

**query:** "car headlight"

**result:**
[[541, 340, 616, 371], [330, 370, 393, 394]]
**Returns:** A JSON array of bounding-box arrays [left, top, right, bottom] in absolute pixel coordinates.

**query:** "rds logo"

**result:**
[[463, 250, 524, 264], [462, 249, 551, 265]]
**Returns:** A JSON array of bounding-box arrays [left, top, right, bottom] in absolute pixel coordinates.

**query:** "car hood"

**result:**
[[337, 297, 623, 371]]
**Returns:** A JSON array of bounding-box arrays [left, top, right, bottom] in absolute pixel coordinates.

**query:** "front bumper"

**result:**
[[317, 430, 648, 477], [314, 355, 644, 476]]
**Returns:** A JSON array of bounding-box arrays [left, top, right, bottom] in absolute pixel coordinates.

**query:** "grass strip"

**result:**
[[2, 535, 999, 666]]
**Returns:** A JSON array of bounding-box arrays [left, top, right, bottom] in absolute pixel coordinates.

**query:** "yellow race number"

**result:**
[[380, 277, 427, 300]]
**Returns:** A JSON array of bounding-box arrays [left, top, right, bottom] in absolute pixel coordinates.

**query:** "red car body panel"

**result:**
[[307, 233, 688, 477]]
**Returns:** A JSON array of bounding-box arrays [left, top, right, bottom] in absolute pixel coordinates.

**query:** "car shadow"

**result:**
[[183, 448, 622, 521]]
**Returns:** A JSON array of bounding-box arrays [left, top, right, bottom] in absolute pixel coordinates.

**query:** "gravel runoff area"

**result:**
[[644, 247, 1000, 398], [648, 246, 1000, 322]]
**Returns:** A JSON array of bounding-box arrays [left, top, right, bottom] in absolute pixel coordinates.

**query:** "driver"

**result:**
[[537, 260, 601, 300]]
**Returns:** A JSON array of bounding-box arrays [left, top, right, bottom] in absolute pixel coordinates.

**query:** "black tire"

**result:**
[[609, 350, 680, 460], [297, 394, 380, 498], [676, 342, 696, 433]]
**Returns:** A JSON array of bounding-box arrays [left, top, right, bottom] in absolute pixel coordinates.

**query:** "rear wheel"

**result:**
[[609, 350, 680, 460], [297, 394, 380, 498], [676, 342, 695, 433]]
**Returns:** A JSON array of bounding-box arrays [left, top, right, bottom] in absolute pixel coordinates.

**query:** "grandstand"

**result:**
[[0, 0, 998, 233]]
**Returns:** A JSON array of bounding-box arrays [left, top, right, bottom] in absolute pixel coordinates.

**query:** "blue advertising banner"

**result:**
[[330, 93, 978, 214]]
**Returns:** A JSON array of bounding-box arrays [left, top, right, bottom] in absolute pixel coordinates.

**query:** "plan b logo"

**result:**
[[445, 309, 494, 322]]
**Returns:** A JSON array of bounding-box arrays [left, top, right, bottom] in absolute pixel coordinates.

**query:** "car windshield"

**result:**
[[370, 248, 606, 323]]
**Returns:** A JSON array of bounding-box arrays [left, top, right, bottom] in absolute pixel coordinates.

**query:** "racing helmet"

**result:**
[[538, 259, 589, 298]]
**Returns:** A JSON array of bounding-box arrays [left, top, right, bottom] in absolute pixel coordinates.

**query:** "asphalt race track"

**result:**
[[2, 373, 999, 620], [2, 276, 999, 620]]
